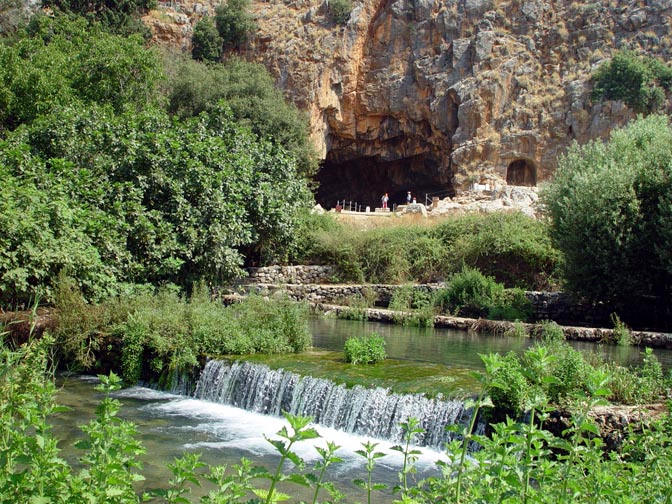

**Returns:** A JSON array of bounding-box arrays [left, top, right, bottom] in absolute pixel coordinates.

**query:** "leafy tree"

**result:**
[[40, 0, 156, 36], [0, 16, 162, 131], [163, 55, 318, 177], [191, 15, 222, 62], [542, 114, 672, 321], [214, 0, 256, 50], [592, 50, 671, 113]]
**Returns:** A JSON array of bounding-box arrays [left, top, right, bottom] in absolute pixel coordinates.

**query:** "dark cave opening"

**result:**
[[314, 154, 454, 210], [506, 158, 537, 186]]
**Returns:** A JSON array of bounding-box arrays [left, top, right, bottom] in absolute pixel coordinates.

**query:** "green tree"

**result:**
[[542, 114, 672, 320], [191, 15, 222, 62], [0, 16, 162, 131], [215, 0, 256, 50], [40, 0, 156, 36], [163, 55, 318, 177], [592, 50, 671, 113]]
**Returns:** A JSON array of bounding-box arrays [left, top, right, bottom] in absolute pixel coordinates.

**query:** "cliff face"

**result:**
[[146, 0, 672, 207]]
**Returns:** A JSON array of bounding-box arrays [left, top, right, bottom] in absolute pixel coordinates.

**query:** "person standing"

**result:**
[[382, 193, 389, 209], [406, 191, 412, 205]]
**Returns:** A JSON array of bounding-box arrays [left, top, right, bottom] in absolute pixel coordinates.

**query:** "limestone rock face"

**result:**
[[146, 0, 672, 207]]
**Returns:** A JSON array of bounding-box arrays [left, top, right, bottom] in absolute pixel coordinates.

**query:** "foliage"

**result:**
[[40, 0, 155, 37], [214, 0, 256, 50], [592, 50, 672, 113], [297, 213, 558, 290], [329, 0, 352, 25], [388, 285, 435, 327], [4, 335, 672, 504], [0, 15, 162, 131], [343, 332, 386, 364], [538, 319, 565, 342], [611, 313, 633, 346], [0, 337, 145, 503], [0, 101, 311, 305], [541, 114, 672, 319], [434, 268, 503, 318], [334, 291, 376, 321], [486, 287, 533, 322], [486, 351, 530, 417], [163, 54, 318, 178], [191, 15, 222, 62], [484, 341, 668, 418], [431, 212, 560, 289], [50, 282, 311, 382]]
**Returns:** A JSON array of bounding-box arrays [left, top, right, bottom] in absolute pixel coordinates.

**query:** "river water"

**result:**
[[52, 316, 672, 501]]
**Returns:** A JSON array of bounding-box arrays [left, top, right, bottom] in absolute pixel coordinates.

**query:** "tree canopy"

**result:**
[[0, 16, 314, 306], [591, 50, 672, 113], [542, 114, 672, 323]]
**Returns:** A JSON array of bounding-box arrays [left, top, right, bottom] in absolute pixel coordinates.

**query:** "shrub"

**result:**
[[163, 55, 318, 178], [432, 212, 559, 290], [592, 50, 671, 113], [215, 0, 256, 50], [343, 333, 386, 364], [538, 319, 565, 342], [389, 285, 435, 327], [434, 268, 503, 318], [488, 351, 529, 417], [546, 342, 589, 402], [191, 16, 223, 62], [611, 313, 633, 346], [487, 287, 533, 322], [329, 0, 353, 25], [541, 114, 672, 319]]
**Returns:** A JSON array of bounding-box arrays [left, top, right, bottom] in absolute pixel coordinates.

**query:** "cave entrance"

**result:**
[[314, 155, 453, 210], [506, 159, 537, 186]]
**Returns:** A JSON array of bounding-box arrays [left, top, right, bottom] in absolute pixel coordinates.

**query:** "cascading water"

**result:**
[[192, 359, 472, 448]]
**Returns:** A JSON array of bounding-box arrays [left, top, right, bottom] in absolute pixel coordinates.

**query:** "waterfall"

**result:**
[[192, 360, 472, 448]]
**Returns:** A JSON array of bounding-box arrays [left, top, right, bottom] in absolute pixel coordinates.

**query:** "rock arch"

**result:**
[[506, 159, 537, 186]]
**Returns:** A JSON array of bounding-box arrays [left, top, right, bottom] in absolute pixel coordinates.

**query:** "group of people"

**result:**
[[381, 191, 416, 209]]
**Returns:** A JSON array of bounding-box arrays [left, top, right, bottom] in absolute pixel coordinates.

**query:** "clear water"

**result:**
[[309, 316, 672, 370], [51, 316, 672, 502], [53, 376, 447, 502]]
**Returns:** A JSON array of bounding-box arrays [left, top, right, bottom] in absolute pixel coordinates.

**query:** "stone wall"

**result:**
[[236, 267, 671, 344], [241, 266, 335, 285]]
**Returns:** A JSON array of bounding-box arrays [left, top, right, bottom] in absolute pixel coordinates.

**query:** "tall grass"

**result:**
[[53, 279, 311, 385], [295, 212, 559, 289]]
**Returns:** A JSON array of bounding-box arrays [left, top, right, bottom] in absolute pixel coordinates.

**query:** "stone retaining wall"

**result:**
[[235, 267, 672, 348], [242, 266, 334, 285], [238, 276, 601, 325]]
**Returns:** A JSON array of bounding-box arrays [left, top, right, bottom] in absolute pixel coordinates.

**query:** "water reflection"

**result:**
[[309, 317, 672, 370]]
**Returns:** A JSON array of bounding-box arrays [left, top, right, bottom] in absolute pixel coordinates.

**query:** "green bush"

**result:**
[[163, 55, 318, 178], [343, 333, 386, 364], [487, 287, 533, 322], [52, 281, 311, 383], [541, 114, 672, 316], [592, 50, 672, 113], [488, 351, 529, 417], [191, 16, 223, 62], [432, 212, 559, 289], [329, 0, 353, 25], [296, 213, 558, 290], [538, 319, 565, 342], [611, 313, 633, 346], [434, 268, 503, 318], [388, 285, 435, 327], [215, 0, 256, 50]]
